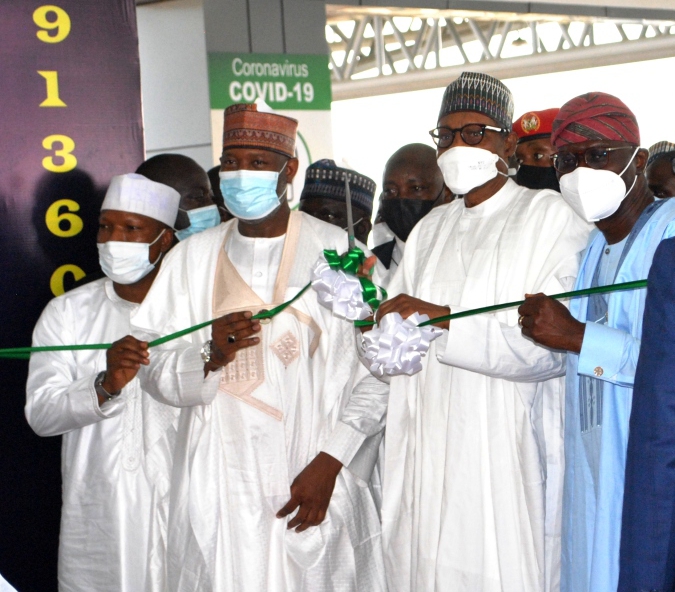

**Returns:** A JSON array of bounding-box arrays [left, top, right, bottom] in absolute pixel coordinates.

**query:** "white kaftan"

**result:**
[[25, 278, 177, 592], [133, 211, 388, 592], [381, 180, 590, 592]]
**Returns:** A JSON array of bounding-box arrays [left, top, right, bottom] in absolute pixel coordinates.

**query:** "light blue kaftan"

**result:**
[[562, 197, 675, 592]]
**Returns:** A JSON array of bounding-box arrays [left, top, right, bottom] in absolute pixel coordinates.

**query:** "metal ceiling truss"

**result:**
[[327, 7, 675, 100]]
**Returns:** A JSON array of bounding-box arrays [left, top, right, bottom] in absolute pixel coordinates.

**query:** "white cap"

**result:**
[[101, 173, 180, 228]]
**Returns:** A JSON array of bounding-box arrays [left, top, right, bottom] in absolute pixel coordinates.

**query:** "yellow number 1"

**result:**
[[38, 71, 66, 107], [33, 5, 71, 43]]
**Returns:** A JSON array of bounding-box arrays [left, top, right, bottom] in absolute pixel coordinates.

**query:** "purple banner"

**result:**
[[0, 1, 143, 589]]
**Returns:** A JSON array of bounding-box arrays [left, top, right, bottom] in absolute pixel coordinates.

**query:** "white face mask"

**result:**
[[559, 147, 639, 222], [436, 146, 507, 196], [97, 229, 165, 284]]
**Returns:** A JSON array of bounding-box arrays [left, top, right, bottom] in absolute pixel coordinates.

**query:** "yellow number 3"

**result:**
[[42, 135, 77, 173], [33, 5, 71, 43]]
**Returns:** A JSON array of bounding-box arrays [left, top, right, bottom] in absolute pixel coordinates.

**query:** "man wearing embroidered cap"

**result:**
[[299, 159, 375, 244], [516, 92, 675, 592], [133, 102, 387, 591], [25, 173, 180, 591], [376, 71, 589, 592], [646, 140, 675, 198], [513, 108, 561, 191]]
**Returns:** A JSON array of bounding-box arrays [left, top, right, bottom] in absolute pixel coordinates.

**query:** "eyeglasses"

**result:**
[[552, 146, 636, 175], [429, 124, 507, 148]]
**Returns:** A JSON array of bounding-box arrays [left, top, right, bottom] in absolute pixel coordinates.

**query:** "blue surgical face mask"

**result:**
[[219, 162, 288, 221], [175, 204, 221, 241]]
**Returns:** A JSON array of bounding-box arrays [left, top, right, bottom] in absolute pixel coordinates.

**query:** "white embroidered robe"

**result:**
[[133, 212, 388, 592], [381, 180, 590, 592]]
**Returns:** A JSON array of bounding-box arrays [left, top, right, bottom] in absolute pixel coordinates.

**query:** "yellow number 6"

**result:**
[[45, 199, 83, 238], [33, 5, 71, 43], [50, 264, 85, 297], [42, 135, 77, 173]]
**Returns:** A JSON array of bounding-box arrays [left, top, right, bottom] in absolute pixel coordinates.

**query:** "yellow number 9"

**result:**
[[46, 199, 83, 238], [42, 135, 77, 173], [33, 5, 71, 43], [50, 264, 85, 297]]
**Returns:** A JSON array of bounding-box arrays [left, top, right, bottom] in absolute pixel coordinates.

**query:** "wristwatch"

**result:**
[[94, 371, 121, 402], [200, 340, 213, 364]]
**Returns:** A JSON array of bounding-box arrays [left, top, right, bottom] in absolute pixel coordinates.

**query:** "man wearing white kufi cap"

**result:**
[[25, 173, 179, 592]]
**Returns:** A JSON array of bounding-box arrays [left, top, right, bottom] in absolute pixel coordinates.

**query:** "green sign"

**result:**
[[208, 52, 332, 111]]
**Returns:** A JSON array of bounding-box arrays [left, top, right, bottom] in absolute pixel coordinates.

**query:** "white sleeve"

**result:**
[[25, 302, 126, 437], [321, 367, 389, 468], [433, 271, 578, 382], [137, 340, 220, 408]]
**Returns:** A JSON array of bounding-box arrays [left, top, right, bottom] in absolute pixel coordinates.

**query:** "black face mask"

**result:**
[[379, 197, 437, 242], [515, 165, 560, 192]]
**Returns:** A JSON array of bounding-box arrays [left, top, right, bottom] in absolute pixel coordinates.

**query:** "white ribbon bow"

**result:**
[[310, 257, 372, 321], [362, 312, 444, 377]]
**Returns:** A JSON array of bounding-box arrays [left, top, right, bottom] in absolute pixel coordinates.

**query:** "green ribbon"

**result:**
[[0, 282, 312, 360], [323, 248, 388, 311], [353, 279, 649, 328]]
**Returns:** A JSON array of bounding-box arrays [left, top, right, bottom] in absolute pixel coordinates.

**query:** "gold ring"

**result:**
[[518, 315, 525, 328]]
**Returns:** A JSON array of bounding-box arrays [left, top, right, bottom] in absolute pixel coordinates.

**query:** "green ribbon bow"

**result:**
[[323, 248, 387, 311]]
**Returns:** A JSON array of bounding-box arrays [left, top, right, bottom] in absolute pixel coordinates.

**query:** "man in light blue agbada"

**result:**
[[516, 92, 675, 592]]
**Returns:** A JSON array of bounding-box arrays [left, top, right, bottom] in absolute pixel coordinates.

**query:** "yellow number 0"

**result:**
[[45, 199, 83, 238], [33, 5, 71, 43], [50, 264, 85, 297], [42, 135, 77, 173]]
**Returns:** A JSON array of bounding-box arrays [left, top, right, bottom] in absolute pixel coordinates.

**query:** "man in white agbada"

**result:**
[[375, 72, 590, 592], [25, 174, 180, 591], [132, 102, 388, 591]]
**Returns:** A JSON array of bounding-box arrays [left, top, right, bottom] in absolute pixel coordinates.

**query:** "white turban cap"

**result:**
[[101, 173, 180, 228]]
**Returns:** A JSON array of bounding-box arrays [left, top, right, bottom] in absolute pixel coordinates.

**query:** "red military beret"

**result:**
[[513, 108, 560, 143]]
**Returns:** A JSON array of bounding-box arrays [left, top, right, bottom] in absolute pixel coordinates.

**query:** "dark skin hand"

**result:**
[[520, 140, 653, 351], [517, 293, 585, 353], [276, 451, 343, 532], [220, 147, 298, 239], [99, 335, 149, 406], [376, 294, 450, 330], [204, 311, 261, 375]]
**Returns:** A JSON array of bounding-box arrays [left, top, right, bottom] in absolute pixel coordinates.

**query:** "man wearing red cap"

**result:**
[[513, 108, 560, 191], [516, 91, 675, 592], [132, 102, 387, 591]]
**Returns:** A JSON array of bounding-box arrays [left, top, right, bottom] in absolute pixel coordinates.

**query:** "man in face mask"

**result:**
[[136, 153, 221, 241], [513, 108, 560, 191], [298, 159, 375, 244], [207, 164, 234, 222], [374, 71, 590, 592], [25, 173, 180, 591], [516, 92, 675, 592], [372, 143, 452, 275], [132, 101, 388, 591], [646, 140, 675, 199]]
